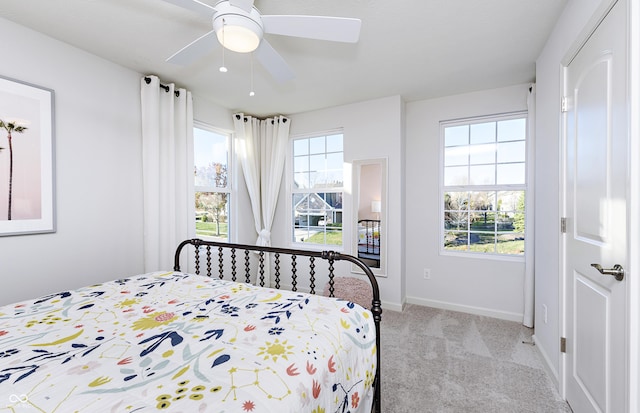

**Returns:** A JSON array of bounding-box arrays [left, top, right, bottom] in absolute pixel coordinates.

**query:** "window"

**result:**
[[194, 124, 231, 242], [441, 113, 527, 257], [291, 132, 344, 247]]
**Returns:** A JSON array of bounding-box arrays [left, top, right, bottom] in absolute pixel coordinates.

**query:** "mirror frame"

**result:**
[[352, 158, 387, 277]]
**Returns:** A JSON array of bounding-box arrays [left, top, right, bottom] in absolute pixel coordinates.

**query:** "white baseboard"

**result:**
[[405, 296, 523, 322], [532, 333, 561, 390], [381, 300, 405, 312]]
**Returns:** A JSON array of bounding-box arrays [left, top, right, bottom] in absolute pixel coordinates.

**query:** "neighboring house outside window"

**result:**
[[291, 132, 344, 248], [441, 113, 527, 257], [194, 124, 231, 242]]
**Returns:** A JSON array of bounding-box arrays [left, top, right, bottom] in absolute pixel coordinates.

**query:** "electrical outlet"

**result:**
[[423, 268, 431, 280], [542, 304, 548, 324]]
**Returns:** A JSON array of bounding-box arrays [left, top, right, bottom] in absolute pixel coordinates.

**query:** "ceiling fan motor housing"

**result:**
[[212, 1, 264, 53]]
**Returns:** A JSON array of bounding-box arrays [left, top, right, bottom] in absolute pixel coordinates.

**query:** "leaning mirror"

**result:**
[[352, 158, 386, 276]]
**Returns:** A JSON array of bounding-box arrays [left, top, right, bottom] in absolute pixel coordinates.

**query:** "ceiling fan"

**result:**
[[162, 0, 361, 82]]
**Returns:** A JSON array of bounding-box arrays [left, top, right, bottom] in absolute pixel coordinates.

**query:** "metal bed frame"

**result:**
[[357, 219, 381, 265], [173, 238, 382, 413]]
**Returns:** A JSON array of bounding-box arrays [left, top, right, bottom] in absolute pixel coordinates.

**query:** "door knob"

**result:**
[[590, 263, 625, 281]]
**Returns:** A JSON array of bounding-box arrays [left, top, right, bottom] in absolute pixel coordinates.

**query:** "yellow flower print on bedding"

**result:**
[[25, 311, 71, 328], [230, 283, 251, 294], [132, 311, 177, 330], [115, 298, 139, 308], [257, 338, 294, 362], [88, 376, 112, 387]]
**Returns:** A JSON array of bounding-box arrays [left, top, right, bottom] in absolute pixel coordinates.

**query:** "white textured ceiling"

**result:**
[[0, 0, 566, 117]]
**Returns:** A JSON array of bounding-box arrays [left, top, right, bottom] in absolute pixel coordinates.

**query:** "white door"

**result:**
[[564, 1, 628, 412]]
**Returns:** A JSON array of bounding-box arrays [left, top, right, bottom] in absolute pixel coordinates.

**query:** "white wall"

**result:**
[[405, 84, 530, 321], [277, 96, 405, 309], [192, 94, 234, 132], [533, 0, 605, 384], [0, 18, 145, 305]]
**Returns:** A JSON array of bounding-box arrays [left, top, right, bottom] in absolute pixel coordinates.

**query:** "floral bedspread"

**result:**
[[0, 272, 376, 412]]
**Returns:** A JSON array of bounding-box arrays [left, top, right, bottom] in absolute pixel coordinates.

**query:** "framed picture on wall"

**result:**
[[0, 76, 55, 236]]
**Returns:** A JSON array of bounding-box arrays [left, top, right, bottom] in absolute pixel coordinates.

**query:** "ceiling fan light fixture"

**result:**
[[214, 15, 263, 53]]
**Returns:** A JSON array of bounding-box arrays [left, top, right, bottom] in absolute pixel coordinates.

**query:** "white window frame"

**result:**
[[288, 129, 344, 251], [193, 121, 234, 243], [439, 111, 528, 261]]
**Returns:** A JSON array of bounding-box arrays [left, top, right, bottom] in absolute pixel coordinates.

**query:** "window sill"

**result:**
[[439, 249, 525, 263]]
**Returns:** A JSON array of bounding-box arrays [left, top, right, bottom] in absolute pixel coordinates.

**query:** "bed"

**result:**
[[357, 219, 381, 266], [0, 239, 382, 413]]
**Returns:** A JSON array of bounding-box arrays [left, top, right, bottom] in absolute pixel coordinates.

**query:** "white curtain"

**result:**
[[141, 75, 194, 272], [259, 115, 290, 246], [234, 114, 263, 243], [234, 113, 290, 247], [523, 83, 536, 328]]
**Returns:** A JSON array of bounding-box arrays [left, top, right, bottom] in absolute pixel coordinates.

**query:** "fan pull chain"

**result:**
[[249, 53, 255, 96], [219, 18, 228, 73]]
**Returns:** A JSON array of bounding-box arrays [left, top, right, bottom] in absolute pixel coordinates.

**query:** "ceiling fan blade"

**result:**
[[160, 0, 217, 17], [228, 0, 254, 13], [167, 30, 219, 65], [254, 39, 295, 83], [262, 15, 361, 43]]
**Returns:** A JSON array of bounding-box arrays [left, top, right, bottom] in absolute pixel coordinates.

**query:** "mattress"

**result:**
[[0, 271, 377, 412]]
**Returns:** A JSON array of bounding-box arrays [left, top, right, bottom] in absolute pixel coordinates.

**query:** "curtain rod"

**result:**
[[235, 114, 288, 124], [144, 76, 180, 97]]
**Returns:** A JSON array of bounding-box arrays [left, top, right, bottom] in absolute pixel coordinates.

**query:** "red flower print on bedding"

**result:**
[[117, 357, 132, 365], [312, 380, 321, 399], [306, 360, 317, 375], [351, 391, 360, 408], [286, 363, 300, 376], [154, 312, 174, 321], [328, 355, 336, 373]]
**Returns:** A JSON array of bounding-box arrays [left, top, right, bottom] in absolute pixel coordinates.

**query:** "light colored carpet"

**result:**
[[323, 276, 373, 309], [381, 304, 572, 413]]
